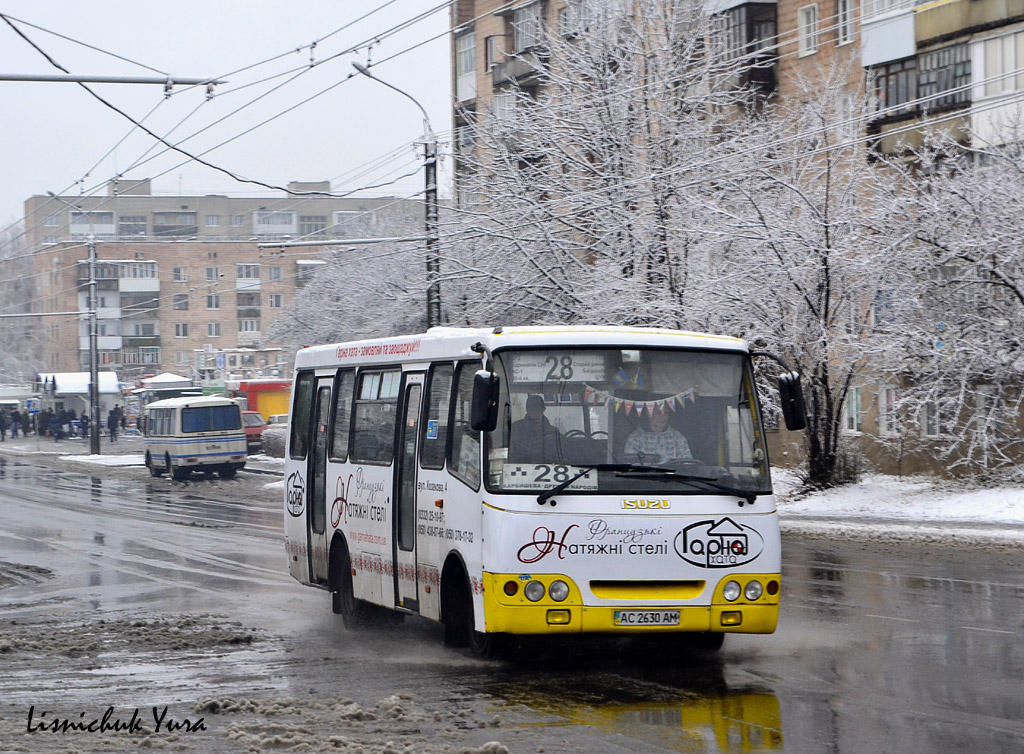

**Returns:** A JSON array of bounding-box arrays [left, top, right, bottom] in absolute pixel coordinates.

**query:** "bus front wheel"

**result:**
[[442, 571, 504, 659]]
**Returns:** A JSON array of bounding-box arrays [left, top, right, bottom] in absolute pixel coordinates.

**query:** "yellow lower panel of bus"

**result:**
[[482, 572, 780, 635]]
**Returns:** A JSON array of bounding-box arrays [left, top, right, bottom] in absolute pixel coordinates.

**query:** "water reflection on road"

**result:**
[[0, 459, 1022, 753]]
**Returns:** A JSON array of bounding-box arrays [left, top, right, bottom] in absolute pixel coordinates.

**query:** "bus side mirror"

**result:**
[[471, 371, 500, 432], [779, 372, 807, 431]]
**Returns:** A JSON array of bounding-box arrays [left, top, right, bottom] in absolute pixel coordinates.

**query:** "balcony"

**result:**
[[122, 335, 161, 348], [492, 51, 545, 88], [237, 331, 262, 347]]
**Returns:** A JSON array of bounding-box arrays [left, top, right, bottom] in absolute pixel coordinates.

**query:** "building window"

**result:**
[[872, 57, 917, 116], [919, 44, 971, 109], [229, 214, 244, 227], [172, 267, 187, 282], [174, 323, 189, 338], [205, 215, 221, 227], [298, 215, 327, 241], [493, 90, 517, 121], [922, 400, 953, 437], [513, 2, 543, 53], [206, 266, 220, 281], [863, 0, 914, 21], [206, 294, 220, 309], [837, 0, 854, 45], [238, 319, 260, 332], [798, 5, 818, 56], [485, 35, 502, 68], [296, 260, 326, 285], [982, 32, 1024, 97], [152, 212, 197, 238], [455, 31, 477, 101], [844, 387, 863, 433], [236, 291, 261, 310], [878, 387, 898, 436], [269, 293, 283, 308], [268, 266, 282, 282], [118, 215, 147, 239], [713, 5, 776, 62], [207, 322, 221, 337], [44, 214, 59, 227], [237, 264, 261, 280], [173, 294, 189, 310]]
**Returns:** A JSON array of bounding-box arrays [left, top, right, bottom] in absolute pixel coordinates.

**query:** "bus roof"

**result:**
[[293, 326, 747, 371], [145, 395, 241, 410]]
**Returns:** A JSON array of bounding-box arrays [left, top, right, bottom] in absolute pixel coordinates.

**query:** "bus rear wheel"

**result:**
[[218, 465, 237, 479], [146, 451, 163, 477], [331, 545, 370, 629], [166, 453, 189, 482]]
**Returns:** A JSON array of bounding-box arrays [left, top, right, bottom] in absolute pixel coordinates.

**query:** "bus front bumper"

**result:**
[[482, 572, 780, 635]]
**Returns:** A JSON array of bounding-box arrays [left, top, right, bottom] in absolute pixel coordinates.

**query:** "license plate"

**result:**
[[613, 610, 681, 626]]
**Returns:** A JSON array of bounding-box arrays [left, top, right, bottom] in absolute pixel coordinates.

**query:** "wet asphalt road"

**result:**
[[0, 457, 1022, 753]]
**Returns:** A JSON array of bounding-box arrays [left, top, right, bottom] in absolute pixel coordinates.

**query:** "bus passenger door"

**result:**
[[394, 374, 423, 611], [307, 378, 332, 585]]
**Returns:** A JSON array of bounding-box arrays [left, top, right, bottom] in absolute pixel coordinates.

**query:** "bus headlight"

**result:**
[[524, 580, 545, 602], [723, 581, 742, 602], [744, 580, 763, 601], [549, 580, 569, 602]]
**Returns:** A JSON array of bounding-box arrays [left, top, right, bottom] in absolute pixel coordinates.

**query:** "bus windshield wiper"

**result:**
[[536, 463, 669, 505], [616, 471, 760, 505]]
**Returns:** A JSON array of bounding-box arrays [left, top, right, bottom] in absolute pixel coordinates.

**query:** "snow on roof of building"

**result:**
[[39, 372, 120, 395], [141, 372, 191, 387]]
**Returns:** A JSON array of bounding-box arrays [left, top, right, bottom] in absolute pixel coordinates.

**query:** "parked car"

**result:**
[[241, 410, 268, 454], [267, 413, 288, 426]]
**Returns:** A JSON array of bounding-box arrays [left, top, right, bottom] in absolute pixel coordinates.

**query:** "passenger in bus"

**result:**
[[623, 409, 691, 465], [508, 394, 562, 463]]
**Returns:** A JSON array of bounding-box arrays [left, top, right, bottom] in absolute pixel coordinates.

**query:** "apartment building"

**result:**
[[27, 181, 421, 382], [450, 0, 1024, 476]]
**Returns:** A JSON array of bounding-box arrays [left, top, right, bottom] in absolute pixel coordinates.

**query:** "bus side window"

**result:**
[[351, 369, 400, 465], [290, 372, 316, 460], [421, 363, 453, 470], [448, 362, 481, 489], [330, 369, 355, 461]]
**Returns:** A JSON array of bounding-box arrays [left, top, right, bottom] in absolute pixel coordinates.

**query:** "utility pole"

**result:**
[[87, 235, 100, 455], [424, 138, 441, 329], [352, 62, 442, 328]]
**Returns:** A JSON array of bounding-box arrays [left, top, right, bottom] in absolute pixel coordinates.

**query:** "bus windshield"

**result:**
[[485, 347, 771, 495]]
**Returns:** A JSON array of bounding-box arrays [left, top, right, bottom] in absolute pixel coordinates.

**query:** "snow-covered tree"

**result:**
[[895, 133, 1024, 477], [444, 0, 760, 327], [689, 66, 920, 487], [0, 223, 43, 383]]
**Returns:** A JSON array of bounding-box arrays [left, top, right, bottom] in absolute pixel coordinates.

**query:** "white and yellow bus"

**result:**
[[283, 326, 806, 655]]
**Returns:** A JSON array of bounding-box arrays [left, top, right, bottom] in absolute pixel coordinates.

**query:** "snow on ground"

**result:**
[[58, 453, 145, 466], [773, 468, 1024, 547]]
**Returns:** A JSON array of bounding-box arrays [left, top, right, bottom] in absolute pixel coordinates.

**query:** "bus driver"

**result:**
[[508, 394, 562, 463], [623, 409, 691, 465]]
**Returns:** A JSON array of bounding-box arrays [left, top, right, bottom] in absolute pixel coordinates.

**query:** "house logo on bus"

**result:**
[[673, 518, 764, 568], [286, 472, 306, 517]]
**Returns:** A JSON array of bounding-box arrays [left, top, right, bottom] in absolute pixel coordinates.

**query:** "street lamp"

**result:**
[[352, 61, 441, 329]]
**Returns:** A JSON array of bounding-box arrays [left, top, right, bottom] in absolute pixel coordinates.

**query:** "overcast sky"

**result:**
[[0, 1, 452, 229]]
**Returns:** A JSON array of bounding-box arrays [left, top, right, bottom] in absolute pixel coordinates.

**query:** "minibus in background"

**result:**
[[283, 326, 806, 656], [144, 395, 247, 481]]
